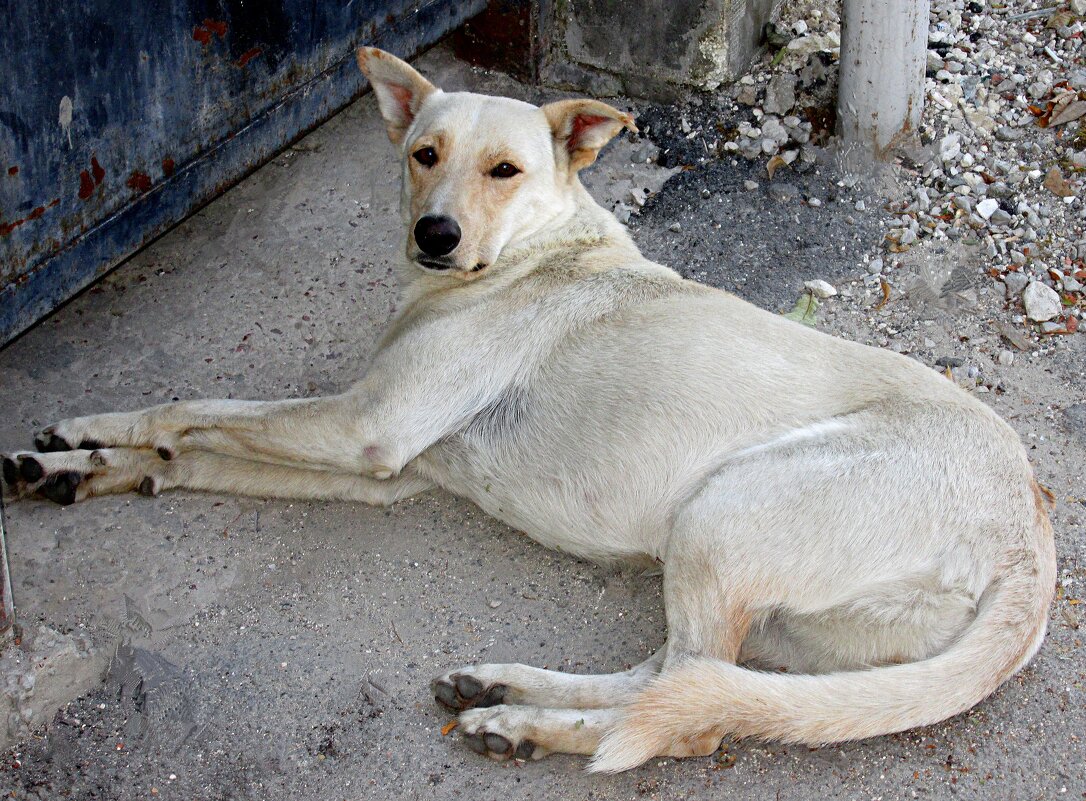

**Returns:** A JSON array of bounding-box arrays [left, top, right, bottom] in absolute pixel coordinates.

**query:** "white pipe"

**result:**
[[838, 0, 930, 156]]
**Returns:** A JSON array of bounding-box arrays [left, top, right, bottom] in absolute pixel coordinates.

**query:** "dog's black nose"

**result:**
[[414, 215, 461, 257]]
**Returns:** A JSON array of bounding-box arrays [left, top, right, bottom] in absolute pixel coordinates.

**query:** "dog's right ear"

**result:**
[[356, 47, 437, 145]]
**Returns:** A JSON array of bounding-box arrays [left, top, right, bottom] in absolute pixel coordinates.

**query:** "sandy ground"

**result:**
[[1, 46, 1083, 800]]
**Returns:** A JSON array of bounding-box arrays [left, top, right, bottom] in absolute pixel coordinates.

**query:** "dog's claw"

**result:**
[[455, 674, 483, 700], [483, 733, 513, 756], [35, 432, 72, 453], [2, 457, 21, 486], [462, 732, 488, 755], [19, 456, 44, 483], [477, 685, 507, 708], [38, 471, 81, 505], [434, 681, 459, 710]]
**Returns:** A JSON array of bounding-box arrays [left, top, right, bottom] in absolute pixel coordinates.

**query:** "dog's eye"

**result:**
[[413, 147, 438, 167], [490, 162, 520, 179]]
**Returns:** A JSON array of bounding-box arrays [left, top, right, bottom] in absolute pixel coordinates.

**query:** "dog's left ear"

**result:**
[[542, 99, 638, 172], [356, 47, 437, 144]]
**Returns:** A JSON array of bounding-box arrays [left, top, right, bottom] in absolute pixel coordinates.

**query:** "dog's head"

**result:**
[[356, 47, 636, 280]]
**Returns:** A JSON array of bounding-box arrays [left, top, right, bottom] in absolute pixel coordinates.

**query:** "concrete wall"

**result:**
[[546, 0, 783, 98]]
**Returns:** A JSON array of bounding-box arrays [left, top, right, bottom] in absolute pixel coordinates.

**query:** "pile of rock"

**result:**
[[724, 0, 1085, 336]]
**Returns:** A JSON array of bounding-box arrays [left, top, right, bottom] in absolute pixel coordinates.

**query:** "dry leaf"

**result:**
[[441, 720, 458, 736], [1049, 99, 1086, 127], [1047, 9, 1074, 28], [767, 154, 788, 180], [997, 322, 1031, 351], [1043, 166, 1075, 198], [875, 278, 891, 310], [1062, 606, 1080, 630]]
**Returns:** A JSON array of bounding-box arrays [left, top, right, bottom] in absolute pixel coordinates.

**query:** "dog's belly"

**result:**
[[418, 435, 671, 563], [416, 293, 1025, 566]]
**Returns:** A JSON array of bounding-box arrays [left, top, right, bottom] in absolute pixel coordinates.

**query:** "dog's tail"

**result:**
[[591, 554, 1053, 773]]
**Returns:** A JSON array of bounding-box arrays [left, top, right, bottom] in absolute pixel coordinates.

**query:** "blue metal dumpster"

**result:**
[[0, 0, 485, 345]]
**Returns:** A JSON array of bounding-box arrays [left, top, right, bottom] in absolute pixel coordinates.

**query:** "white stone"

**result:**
[[804, 279, 838, 298], [998, 350, 1014, 366], [977, 198, 999, 220], [939, 132, 962, 162], [1022, 281, 1063, 322]]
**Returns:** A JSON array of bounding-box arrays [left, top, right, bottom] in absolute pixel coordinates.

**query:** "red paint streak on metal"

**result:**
[[236, 47, 262, 67], [0, 199, 59, 237], [162, 157, 175, 177], [126, 171, 152, 192], [78, 170, 95, 199], [91, 157, 105, 185], [193, 18, 228, 45], [6, 166, 17, 176]]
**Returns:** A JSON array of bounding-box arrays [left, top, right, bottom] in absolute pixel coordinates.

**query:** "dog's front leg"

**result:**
[[31, 354, 506, 479], [32, 396, 377, 473], [30, 312, 524, 482], [2, 448, 433, 505]]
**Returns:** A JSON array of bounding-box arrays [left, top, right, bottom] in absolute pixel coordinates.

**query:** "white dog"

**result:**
[[1, 48, 1055, 773]]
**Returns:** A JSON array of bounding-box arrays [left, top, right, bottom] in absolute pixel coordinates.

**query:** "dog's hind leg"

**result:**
[[455, 700, 722, 762], [456, 705, 621, 761], [432, 647, 666, 712], [2, 448, 433, 505]]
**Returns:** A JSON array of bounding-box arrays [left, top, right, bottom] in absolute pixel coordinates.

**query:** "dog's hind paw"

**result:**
[[432, 670, 507, 712], [458, 706, 540, 762]]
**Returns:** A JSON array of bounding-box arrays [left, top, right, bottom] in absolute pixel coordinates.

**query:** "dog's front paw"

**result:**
[[2, 452, 85, 504], [34, 415, 177, 461], [432, 669, 507, 712], [33, 424, 100, 454], [458, 706, 541, 762], [2, 448, 165, 506]]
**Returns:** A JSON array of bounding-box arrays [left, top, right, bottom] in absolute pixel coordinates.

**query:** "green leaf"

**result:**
[[783, 292, 819, 326]]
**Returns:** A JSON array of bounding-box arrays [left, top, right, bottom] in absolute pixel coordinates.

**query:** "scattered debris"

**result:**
[[1023, 280, 1063, 322], [804, 279, 837, 298]]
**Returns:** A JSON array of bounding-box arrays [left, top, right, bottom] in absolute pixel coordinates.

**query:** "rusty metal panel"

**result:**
[[0, 0, 486, 345]]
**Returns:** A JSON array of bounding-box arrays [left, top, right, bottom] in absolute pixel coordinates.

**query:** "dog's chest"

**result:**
[[418, 396, 641, 561]]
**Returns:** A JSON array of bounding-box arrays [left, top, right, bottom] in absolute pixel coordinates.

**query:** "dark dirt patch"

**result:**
[[629, 103, 890, 312]]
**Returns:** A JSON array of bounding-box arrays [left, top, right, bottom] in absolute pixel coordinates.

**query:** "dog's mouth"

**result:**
[[416, 257, 456, 271], [415, 257, 489, 274]]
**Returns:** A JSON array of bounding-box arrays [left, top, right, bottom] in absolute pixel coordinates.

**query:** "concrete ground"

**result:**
[[2, 46, 1084, 800]]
